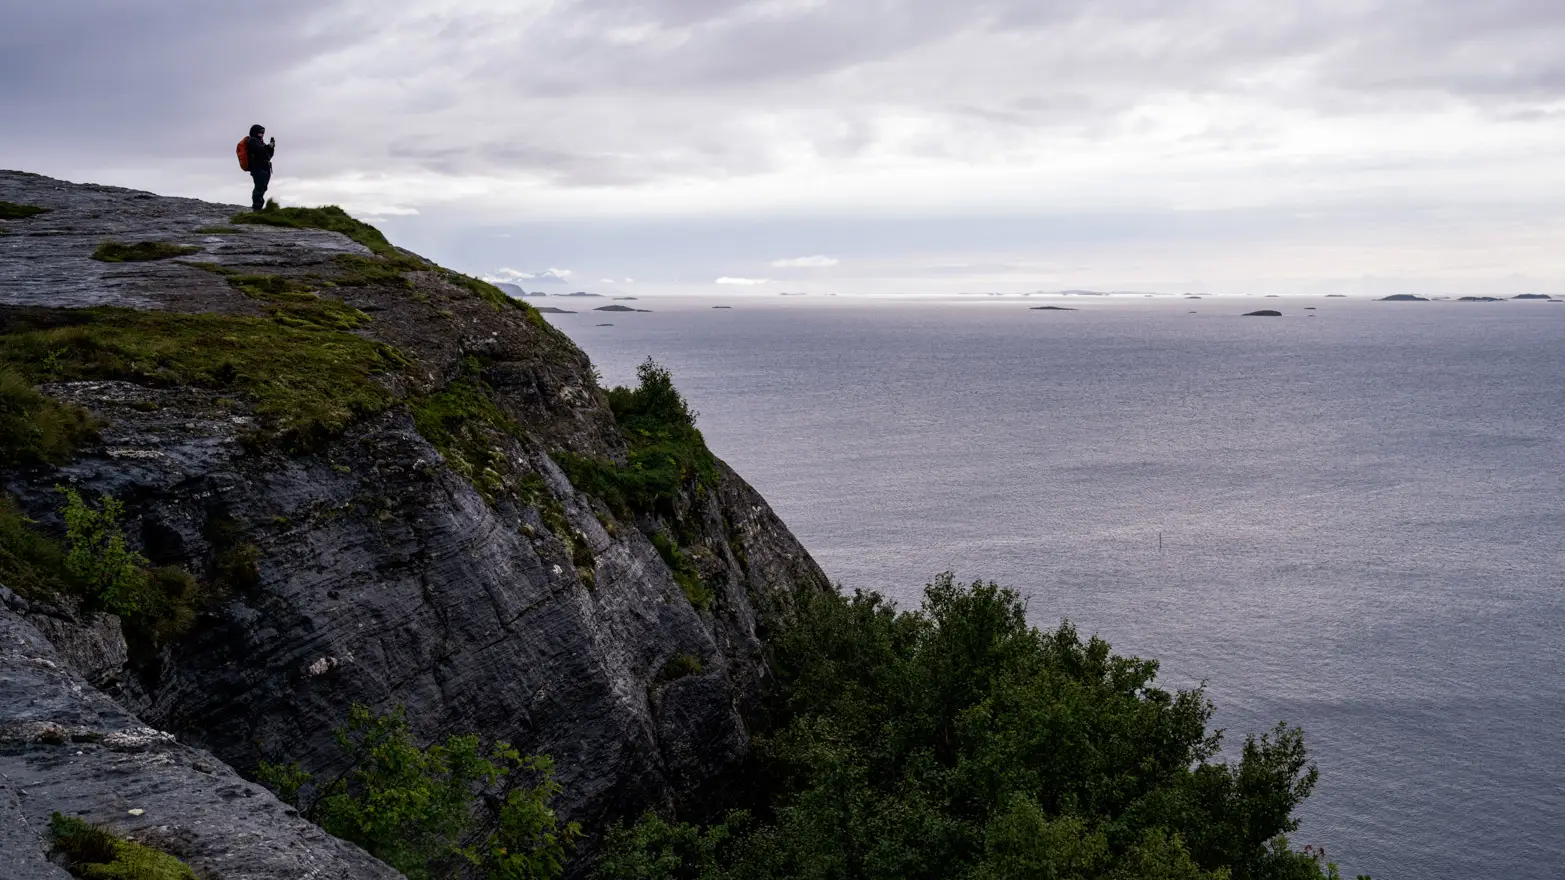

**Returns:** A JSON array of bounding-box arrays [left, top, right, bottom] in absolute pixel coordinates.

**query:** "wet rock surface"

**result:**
[[0, 171, 831, 876]]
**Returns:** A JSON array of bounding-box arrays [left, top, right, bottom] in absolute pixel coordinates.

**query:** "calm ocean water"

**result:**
[[545, 295, 1565, 880]]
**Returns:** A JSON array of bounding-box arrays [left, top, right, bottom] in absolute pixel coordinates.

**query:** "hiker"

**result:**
[[238, 124, 276, 211]]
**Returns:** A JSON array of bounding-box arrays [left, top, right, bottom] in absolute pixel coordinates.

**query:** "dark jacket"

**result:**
[[245, 135, 274, 173]]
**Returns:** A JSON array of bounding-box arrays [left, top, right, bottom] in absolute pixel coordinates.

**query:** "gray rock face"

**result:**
[[0, 602, 401, 879], [0, 170, 831, 874]]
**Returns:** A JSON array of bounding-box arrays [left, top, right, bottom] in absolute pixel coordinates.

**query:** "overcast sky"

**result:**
[[6, 0, 1565, 294]]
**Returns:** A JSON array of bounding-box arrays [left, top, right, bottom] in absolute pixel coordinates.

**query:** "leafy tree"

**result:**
[[597, 576, 1363, 880], [260, 705, 577, 880]]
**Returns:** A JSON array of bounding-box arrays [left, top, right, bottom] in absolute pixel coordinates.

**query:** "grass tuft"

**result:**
[[650, 531, 712, 609], [0, 367, 97, 466], [659, 652, 704, 682], [0, 497, 73, 601], [91, 241, 202, 263], [0, 201, 50, 220], [50, 812, 198, 880]]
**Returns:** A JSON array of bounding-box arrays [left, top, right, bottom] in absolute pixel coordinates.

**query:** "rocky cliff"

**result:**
[[0, 171, 829, 874]]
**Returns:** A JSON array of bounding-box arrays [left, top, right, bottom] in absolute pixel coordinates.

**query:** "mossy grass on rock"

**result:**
[[0, 366, 97, 466], [230, 204, 397, 256], [0, 495, 73, 600], [50, 812, 198, 880], [225, 272, 371, 331], [91, 241, 202, 263], [411, 358, 521, 501], [0, 307, 405, 447], [0, 200, 50, 219]]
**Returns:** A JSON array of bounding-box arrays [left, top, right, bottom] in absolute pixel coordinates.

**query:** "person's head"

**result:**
[[249, 124, 265, 138]]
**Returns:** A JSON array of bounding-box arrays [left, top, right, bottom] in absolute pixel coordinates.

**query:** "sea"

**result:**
[[542, 293, 1565, 880]]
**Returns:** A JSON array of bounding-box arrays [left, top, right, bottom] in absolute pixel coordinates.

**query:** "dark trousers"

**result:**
[[250, 168, 271, 211]]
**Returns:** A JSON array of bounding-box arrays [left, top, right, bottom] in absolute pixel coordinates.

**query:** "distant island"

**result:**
[[1513, 293, 1553, 300], [556, 291, 604, 297], [1378, 294, 1430, 302], [1244, 309, 1283, 316], [594, 304, 650, 313], [534, 306, 576, 314], [1030, 305, 1077, 311], [1458, 296, 1503, 302]]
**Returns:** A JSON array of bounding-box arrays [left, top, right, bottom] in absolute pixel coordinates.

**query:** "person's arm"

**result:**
[[264, 137, 275, 159]]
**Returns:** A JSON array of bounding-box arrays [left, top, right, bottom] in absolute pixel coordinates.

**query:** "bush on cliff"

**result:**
[[260, 704, 578, 880], [0, 490, 206, 643], [598, 576, 1366, 880], [558, 357, 717, 517]]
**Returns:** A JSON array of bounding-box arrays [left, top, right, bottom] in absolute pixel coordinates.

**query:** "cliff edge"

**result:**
[[0, 171, 829, 873]]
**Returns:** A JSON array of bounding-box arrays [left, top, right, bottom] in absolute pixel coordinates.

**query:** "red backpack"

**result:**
[[236, 138, 250, 172]]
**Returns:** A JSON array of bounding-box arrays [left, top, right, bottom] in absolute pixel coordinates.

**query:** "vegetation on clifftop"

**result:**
[[597, 576, 1368, 880], [231, 204, 398, 256], [0, 307, 404, 447]]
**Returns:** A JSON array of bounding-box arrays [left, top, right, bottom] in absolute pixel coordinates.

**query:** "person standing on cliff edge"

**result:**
[[242, 124, 275, 211]]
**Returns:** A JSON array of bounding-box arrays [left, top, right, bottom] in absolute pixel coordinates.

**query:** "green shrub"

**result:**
[[556, 359, 716, 518], [91, 241, 201, 263], [49, 488, 206, 641], [0, 200, 49, 219], [60, 487, 155, 617], [659, 652, 704, 681], [596, 811, 749, 880], [49, 812, 197, 880], [0, 366, 96, 466], [597, 576, 1363, 880], [231, 204, 397, 257], [258, 705, 577, 880]]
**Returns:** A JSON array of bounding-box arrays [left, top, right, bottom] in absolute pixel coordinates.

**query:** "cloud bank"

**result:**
[[6, 1, 1565, 291]]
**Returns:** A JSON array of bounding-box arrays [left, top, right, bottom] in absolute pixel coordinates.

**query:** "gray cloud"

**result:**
[[5, 1, 1565, 292], [6, 0, 1564, 185]]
